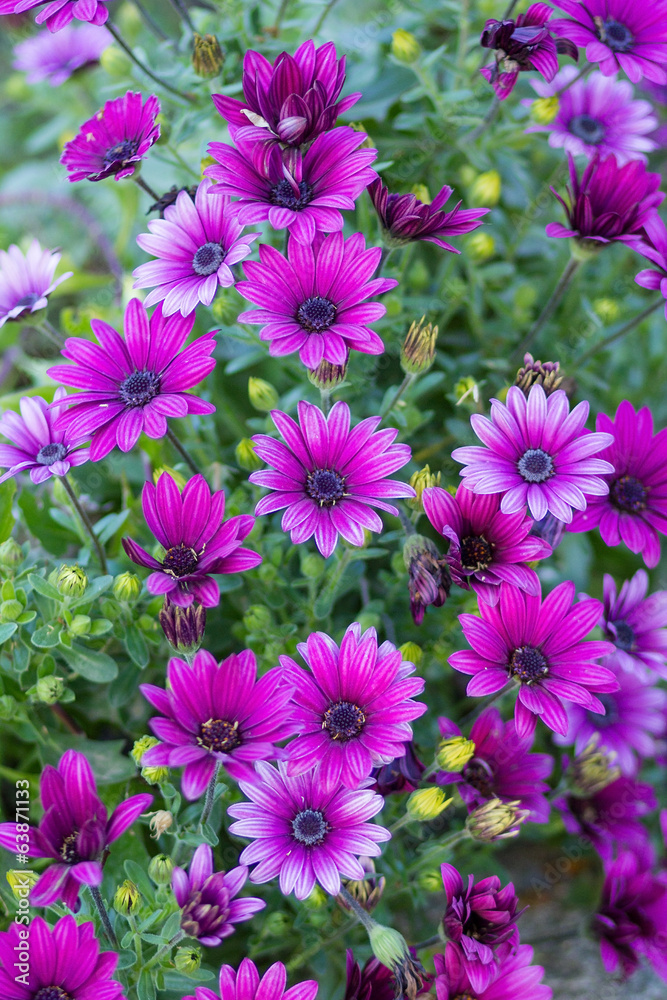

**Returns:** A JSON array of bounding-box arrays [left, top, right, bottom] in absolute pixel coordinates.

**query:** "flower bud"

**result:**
[[153, 465, 187, 491], [174, 946, 202, 974], [99, 45, 132, 78], [406, 465, 441, 512], [148, 853, 174, 885], [530, 96, 559, 124], [403, 535, 450, 626], [235, 438, 263, 471], [454, 376, 480, 408], [55, 564, 87, 599], [391, 28, 421, 63], [593, 298, 620, 323], [406, 786, 452, 821], [149, 810, 174, 839], [465, 232, 495, 262], [142, 763, 169, 786], [514, 353, 563, 398], [0, 599, 22, 621], [466, 797, 529, 842], [248, 377, 279, 412], [569, 735, 620, 796], [398, 641, 422, 666], [159, 599, 206, 654], [411, 183, 431, 204], [132, 735, 160, 765], [113, 571, 141, 603], [369, 923, 409, 968], [436, 736, 475, 772], [470, 170, 501, 207], [209, 289, 239, 324], [0, 539, 23, 567], [416, 869, 444, 892], [35, 676, 65, 705], [69, 614, 91, 636], [114, 879, 141, 915], [243, 605, 272, 632], [192, 33, 224, 78], [401, 316, 438, 376], [340, 857, 386, 913], [301, 553, 326, 579], [307, 355, 349, 391], [6, 869, 39, 898]]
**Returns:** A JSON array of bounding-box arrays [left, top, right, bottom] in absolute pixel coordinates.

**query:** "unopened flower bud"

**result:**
[[113, 571, 141, 602], [401, 316, 438, 375], [569, 735, 620, 796], [417, 869, 444, 892], [301, 553, 326, 579], [340, 857, 385, 913], [6, 870, 39, 898], [398, 641, 422, 666], [174, 946, 202, 973], [248, 377, 279, 411], [470, 170, 501, 207], [235, 438, 263, 471], [243, 604, 272, 632], [391, 29, 421, 63], [35, 676, 65, 705], [515, 353, 563, 398], [69, 614, 91, 636], [142, 763, 169, 786], [148, 853, 174, 885], [411, 183, 431, 204], [159, 599, 206, 654], [593, 298, 620, 323], [192, 33, 224, 78], [466, 797, 529, 842], [530, 96, 559, 124], [404, 535, 450, 626], [454, 376, 480, 407], [153, 465, 187, 490], [0, 539, 23, 567], [406, 465, 441, 512], [0, 599, 22, 621], [149, 810, 174, 839], [56, 564, 87, 598], [369, 924, 409, 968], [407, 786, 452, 821], [99, 45, 132, 78], [303, 884, 329, 908], [132, 735, 159, 765], [307, 356, 349, 391], [114, 879, 141, 915], [465, 232, 495, 261], [436, 736, 475, 772]]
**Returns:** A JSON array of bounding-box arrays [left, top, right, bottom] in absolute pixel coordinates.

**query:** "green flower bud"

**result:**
[[465, 232, 495, 262], [391, 28, 421, 63], [470, 170, 501, 207], [0, 599, 23, 622], [6, 869, 39, 898], [248, 377, 279, 412], [131, 735, 160, 765], [466, 797, 529, 842], [153, 465, 187, 490], [192, 33, 224, 78], [593, 298, 620, 323], [454, 376, 480, 407], [406, 786, 452, 821], [148, 853, 174, 885], [369, 923, 408, 968], [0, 539, 23, 568], [142, 763, 169, 786], [210, 292, 240, 325], [69, 614, 91, 636], [301, 553, 326, 579], [99, 45, 132, 77], [114, 879, 141, 915], [243, 604, 272, 632], [35, 676, 66, 705], [436, 736, 475, 772], [416, 869, 444, 892], [56, 564, 87, 599], [113, 571, 141, 603], [406, 464, 441, 512], [235, 438, 263, 471], [174, 946, 202, 973], [411, 183, 430, 204], [530, 96, 559, 124], [398, 641, 422, 666], [401, 316, 438, 376], [307, 356, 349, 391]]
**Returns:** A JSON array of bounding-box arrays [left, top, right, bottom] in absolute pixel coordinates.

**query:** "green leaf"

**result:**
[[58, 642, 118, 683], [116, 951, 137, 970], [46, 735, 136, 783], [125, 624, 149, 668], [19, 493, 75, 556], [163, 970, 215, 988], [27, 574, 62, 602], [30, 623, 61, 649], [0, 623, 17, 644], [93, 509, 131, 543], [161, 910, 183, 941], [137, 969, 156, 1000], [0, 479, 16, 544]]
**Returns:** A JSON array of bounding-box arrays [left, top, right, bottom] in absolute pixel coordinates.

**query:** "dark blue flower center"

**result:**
[[323, 700, 366, 740], [14, 292, 41, 310], [509, 645, 549, 683], [305, 468, 346, 507], [59, 832, 81, 865], [462, 757, 495, 796], [609, 619, 635, 652], [598, 18, 634, 52], [198, 717, 241, 752], [36, 442, 68, 465], [162, 544, 198, 577], [460, 535, 493, 571], [569, 114, 605, 145], [270, 179, 314, 211], [610, 475, 647, 512], [119, 369, 161, 407], [296, 296, 337, 332], [102, 138, 140, 170], [587, 692, 619, 728], [192, 241, 225, 276], [517, 448, 554, 483], [34, 990, 72, 1000], [292, 808, 328, 846]]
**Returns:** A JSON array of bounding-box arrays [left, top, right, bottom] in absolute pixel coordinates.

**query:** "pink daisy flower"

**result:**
[[12, 21, 111, 85], [0, 388, 89, 484], [182, 958, 317, 1000], [60, 91, 160, 183], [0, 0, 110, 30]]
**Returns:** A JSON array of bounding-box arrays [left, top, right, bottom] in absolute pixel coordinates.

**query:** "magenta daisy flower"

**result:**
[[236, 232, 396, 368], [182, 958, 318, 1000], [423, 483, 552, 606], [47, 299, 216, 462], [451, 384, 614, 523], [550, 0, 667, 84], [60, 91, 160, 182], [281, 623, 426, 792], [0, 749, 151, 909], [212, 40, 360, 147], [0, 239, 71, 328], [568, 400, 667, 567], [0, 388, 89, 484], [434, 942, 553, 1000], [140, 648, 294, 796], [0, 0, 110, 30], [249, 400, 414, 557], [205, 127, 377, 245], [13, 21, 110, 85], [479, 3, 573, 100], [594, 570, 667, 678], [227, 760, 391, 899], [449, 581, 618, 738], [368, 179, 489, 251], [633, 213, 667, 320], [123, 472, 261, 608], [133, 179, 260, 317]]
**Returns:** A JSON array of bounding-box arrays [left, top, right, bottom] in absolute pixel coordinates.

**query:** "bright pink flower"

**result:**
[[0, 0, 111, 31], [434, 942, 552, 1000], [182, 957, 317, 1000], [0, 388, 89, 485], [61, 91, 160, 182]]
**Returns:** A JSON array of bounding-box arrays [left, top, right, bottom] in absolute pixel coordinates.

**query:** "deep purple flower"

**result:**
[[0, 915, 125, 1000], [60, 91, 160, 182], [236, 232, 396, 368], [182, 957, 318, 1000], [633, 213, 667, 319], [546, 153, 664, 245], [437, 707, 553, 823], [0, 0, 110, 29], [343, 950, 395, 1000], [0, 749, 151, 909], [0, 388, 90, 484], [598, 570, 667, 678], [172, 843, 265, 946], [480, 2, 572, 100], [0, 239, 71, 328], [47, 299, 216, 462], [434, 942, 553, 1000], [140, 648, 294, 796], [568, 400, 667, 567], [250, 400, 414, 558], [550, 0, 667, 84], [449, 581, 618, 739], [368, 179, 489, 250], [123, 472, 260, 607], [452, 384, 614, 523], [403, 534, 451, 625], [211, 40, 360, 147], [133, 179, 260, 317], [281, 623, 426, 792], [423, 483, 551, 606], [205, 128, 377, 245], [371, 741, 425, 796], [13, 21, 110, 84], [227, 760, 391, 899]]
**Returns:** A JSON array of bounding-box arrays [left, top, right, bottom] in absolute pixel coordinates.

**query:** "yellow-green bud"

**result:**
[[149, 810, 174, 839], [192, 33, 224, 78], [235, 438, 263, 472], [593, 298, 620, 323], [99, 45, 132, 77], [307, 356, 349, 391], [436, 736, 475, 772], [248, 377, 279, 412], [148, 853, 174, 885], [406, 464, 441, 512], [200, 155, 217, 178], [411, 183, 431, 205], [401, 316, 438, 375], [406, 786, 452, 821], [369, 923, 408, 968], [0, 539, 23, 567], [466, 797, 528, 842], [69, 614, 91, 636], [153, 465, 187, 491], [263, 911, 291, 936], [174, 946, 202, 974], [454, 376, 480, 407], [530, 96, 559, 124], [56, 564, 87, 599], [470, 170, 501, 207], [6, 869, 39, 899], [132, 735, 160, 765], [465, 232, 495, 262], [398, 641, 422, 666], [142, 763, 169, 786], [0, 599, 22, 621], [416, 869, 444, 892], [114, 879, 141, 915], [210, 291, 240, 325], [391, 29, 421, 64], [243, 604, 272, 632], [301, 553, 326, 579], [569, 735, 620, 796], [35, 676, 66, 705], [113, 571, 141, 602], [303, 884, 329, 908]]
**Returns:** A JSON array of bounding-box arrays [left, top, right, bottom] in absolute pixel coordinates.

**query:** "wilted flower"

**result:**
[[148, 810, 173, 839], [192, 33, 223, 78], [480, 3, 573, 100], [371, 741, 426, 796]]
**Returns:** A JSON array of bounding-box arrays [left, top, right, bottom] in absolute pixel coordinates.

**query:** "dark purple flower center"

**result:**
[[36, 442, 68, 465], [34, 990, 72, 1000], [192, 242, 225, 276], [610, 475, 647, 513], [609, 618, 635, 652], [305, 468, 346, 507], [269, 179, 314, 211], [14, 292, 41, 310], [296, 295, 337, 332], [569, 114, 605, 145], [597, 17, 634, 53], [587, 692, 619, 728], [162, 544, 199, 577], [462, 757, 495, 797], [291, 808, 328, 846], [59, 832, 81, 865], [517, 448, 554, 483], [323, 700, 366, 741], [118, 369, 161, 407], [197, 717, 242, 752], [452, 995, 476, 1000], [509, 645, 548, 683], [102, 138, 141, 171], [460, 534, 493, 572]]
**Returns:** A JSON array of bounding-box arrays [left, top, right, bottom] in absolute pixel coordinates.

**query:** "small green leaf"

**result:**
[[89, 619, 113, 636], [116, 950, 137, 970], [0, 622, 17, 644], [31, 623, 61, 649], [137, 969, 156, 1000], [124, 860, 156, 907], [58, 642, 118, 682], [27, 574, 62, 602], [93, 509, 131, 543], [0, 479, 16, 544], [125, 624, 149, 668]]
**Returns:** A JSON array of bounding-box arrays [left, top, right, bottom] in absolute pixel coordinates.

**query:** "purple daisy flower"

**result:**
[[550, 0, 667, 84], [434, 942, 553, 1000], [249, 400, 414, 557], [227, 760, 391, 900], [123, 472, 261, 608], [632, 213, 667, 319], [205, 127, 377, 245], [0, 0, 110, 30], [281, 623, 426, 792], [0, 388, 90, 484], [0, 915, 125, 1000], [344, 948, 432, 1000], [437, 707, 553, 823], [133, 179, 260, 317], [13, 21, 110, 85], [545, 153, 664, 245], [423, 484, 552, 606], [140, 648, 294, 796], [598, 570, 667, 678], [47, 299, 216, 462], [568, 400, 667, 567], [451, 384, 614, 524], [449, 581, 618, 739], [182, 958, 318, 1000], [212, 40, 360, 147], [172, 843, 265, 946], [0, 239, 72, 328], [368, 179, 489, 251], [60, 91, 160, 183], [525, 66, 658, 164], [479, 3, 572, 101], [236, 232, 396, 368], [0, 749, 151, 909], [371, 741, 426, 796], [404, 534, 451, 626]]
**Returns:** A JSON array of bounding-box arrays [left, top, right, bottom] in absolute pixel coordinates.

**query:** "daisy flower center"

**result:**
[[509, 645, 549, 683], [59, 831, 81, 865], [291, 808, 329, 846], [322, 700, 366, 740], [14, 291, 42, 309], [192, 242, 225, 277], [610, 475, 647, 512], [198, 717, 241, 752], [296, 295, 337, 332], [119, 369, 161, 407], [102, 138, 140, 170], [517, 448, 554, 483], [462, 757, 495, 796], [270, 178, 314, 211], [569, 114, 605, 145], [305, 468, 346, 507], [460, 534, 493, 571], [162, 544, 199, 577], [36, 442, 68, 465], [596, 17, 634, 53], [609, 618, 634, 651], [587, 692, 619, 727], [34, 989, 73, 1000]]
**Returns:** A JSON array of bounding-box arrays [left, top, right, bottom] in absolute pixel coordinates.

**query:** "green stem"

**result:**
[[414, 933, 442, 951], [312, 0, 341, 35], [59, 475, 108, 574], [165, 143, 200, 180], [512, 256, 583, 362], [37, 319, 65, 348], [397, 505, 416, 537], [273, 0, 291, 31], [315, 546, 352, 616], [133, 0, 170, 39], [380, 373, 417, 421], [167, 0, 195, 31], [465, 97, 500, 142], [454, 0, 470, 88], [165, 426, 202, 476], [337, 886, 377, 933], [576, 297, 663, 365], [142, 930, 186, 972], [320, 388, 331, 416], [128, 914, 144, 967], [133, 175, 161, 204], [200, 761, 222, 828], [106, 23, 196, 103], [388, 812, 416, 835], [405, 829, 469, 875], [89, 885, 118, 948], [285, 918, 355, 972]]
